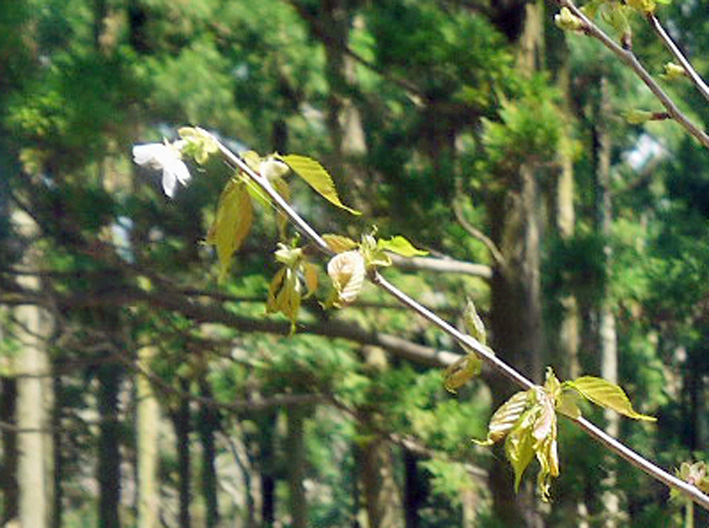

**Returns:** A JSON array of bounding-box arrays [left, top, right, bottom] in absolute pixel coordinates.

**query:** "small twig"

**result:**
[[646, 13, 709, 104], [452, 199, 506, 269], [559, 0, 709, 149], [212, 136, 709, 510]]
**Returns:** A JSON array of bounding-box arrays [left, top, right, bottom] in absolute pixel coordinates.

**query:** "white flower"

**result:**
[[133, 142, 191, 198]]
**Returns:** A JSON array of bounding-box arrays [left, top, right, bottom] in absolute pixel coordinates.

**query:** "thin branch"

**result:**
[[388, 254, 492, 279], [452, 199, 506, 269], [558, 0, 709, 149], [646, 13, 709, 103], [213, 135, 709, 510]]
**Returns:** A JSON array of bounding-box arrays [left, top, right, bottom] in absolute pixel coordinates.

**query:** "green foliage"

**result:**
[[482, 78, 563, 171]]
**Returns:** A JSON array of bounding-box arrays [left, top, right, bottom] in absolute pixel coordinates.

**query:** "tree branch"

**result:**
[[452, 199, 506, 269], [646, 13, 709, 103], [558, 0, 709, 149], [213, 134, 709, 510]]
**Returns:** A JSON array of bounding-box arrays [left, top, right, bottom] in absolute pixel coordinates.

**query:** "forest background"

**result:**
[[1, 0, 708, 527]]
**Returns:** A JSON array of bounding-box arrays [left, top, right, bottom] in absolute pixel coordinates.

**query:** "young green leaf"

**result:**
[[475, 390, 531, 446], [281, 154, 361, 215], [206, 180, 253, 283], [322, 234, 359, 254], [178, 126, 218, 164], [376, 235, 428, 257], [462, 298, 487, 346], [443, 354, 482, 393], [505, 407, 537, 491], [569, 376, 656, 421], [303, 262, 319, 298], [556, 390, 582, 419], [266, 267, 301, 332]]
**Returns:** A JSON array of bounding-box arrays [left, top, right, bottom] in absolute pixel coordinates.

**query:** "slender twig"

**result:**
[[213, 135, 709, 510], [452, 199, 506, 269], [646, 13, 709, 103], [558, 0, 709, 149]]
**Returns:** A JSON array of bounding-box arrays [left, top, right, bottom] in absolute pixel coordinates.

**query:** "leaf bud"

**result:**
[[555, 7, 584, 32]]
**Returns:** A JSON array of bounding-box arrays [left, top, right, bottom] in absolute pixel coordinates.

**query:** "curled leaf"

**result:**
[[178, 126, 218, 165], [475, 390, 531, 446], [443, 354, 482, 393], [570, 376, 656, 421], [661, 62, 687, 81], [266, 267, 301, 331], [463, 298, 487, 346], [323, 234, 359, 254], [327, 250, 366, 305], [555, 7, 584, 31]]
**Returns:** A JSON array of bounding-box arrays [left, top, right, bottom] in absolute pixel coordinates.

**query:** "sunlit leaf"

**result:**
[[475, 390, 530, 446], [377, 235, 428, 257], [570, 376, 656, 421], [557, 391, 582, 418], [206, 179, 253, 283], [443, 354, 482, 393], [323, 234, 359, 254], [505, 407, 537, 491], [463, 298, 486, 346], [281, 154, 361, 215], [303, 262, 319, 297]]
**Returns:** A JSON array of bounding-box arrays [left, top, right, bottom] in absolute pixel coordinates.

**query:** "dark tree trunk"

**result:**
[[97, 363, 122, 528], [286, 406, 308, 528], [0, 377, 18, 525], [52, 376, 63, 528], [259, 410, 278, 527], [197, 382, 219, 528], [171, 379, 192, 528], [403, 450, 422, 528]]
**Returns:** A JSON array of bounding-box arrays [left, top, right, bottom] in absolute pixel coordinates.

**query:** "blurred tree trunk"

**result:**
[[12, 209, 54, 528], [359, 437, 402, 528], [555, 56, 580, 381], [51, 376, 63, 528], [136, 347, 160, 528], [403, 450, 422, 528], [197, 381, 220, 528], [97, 361, 122, 528], [171, 378, 192, 528], [594, 77, 622, 528], [286, 405, 308, 528], [0, 376, 18, 525], [356, 348, 403, 528], [258, 410, 277, 527], [487, 1, 546, 526]]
